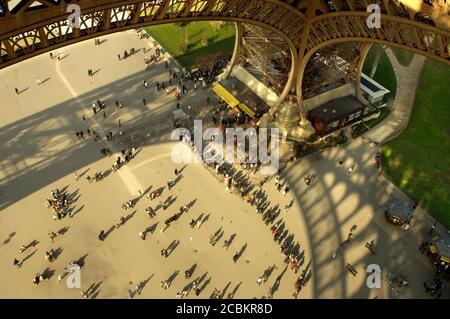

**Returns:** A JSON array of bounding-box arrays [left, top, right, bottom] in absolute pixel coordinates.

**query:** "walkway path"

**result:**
[[363, 48, 427, 144]]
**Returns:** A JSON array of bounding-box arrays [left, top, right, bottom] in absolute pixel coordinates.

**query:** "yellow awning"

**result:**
[[429, 245, 437, 254], [238, 102, 256, 118], [441, 255, 450, 263], [213, 83, 240, 108]]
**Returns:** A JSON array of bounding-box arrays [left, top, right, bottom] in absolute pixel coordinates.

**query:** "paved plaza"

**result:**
[[0, 30, 447, 299]]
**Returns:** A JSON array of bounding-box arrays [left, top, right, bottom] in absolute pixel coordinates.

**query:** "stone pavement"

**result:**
[[0, 30, 446, 299], [363, 47, 427, 144]]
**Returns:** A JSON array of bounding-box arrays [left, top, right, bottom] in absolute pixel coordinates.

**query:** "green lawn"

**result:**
[[145, 21, 235, 70], [382, 59, 450, 228], [391, 47, 414, 67], [363, 44, 397, 95]]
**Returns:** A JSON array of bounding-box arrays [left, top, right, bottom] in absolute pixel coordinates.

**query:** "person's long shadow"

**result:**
[[57, 226, 69, 236], [79, 168, 90, 178], [20, 249, 37, 266], [123, 210, 137, 224], [186, 198, 197, 211], [228, 281, 242, 298], [178, 164, 188, 174], [41, 77, 51, 85], [202, 213, 210, 225], [76, 254, 89, 268], [220, 281, 232, 299], [52, 247, 63, 260], [18, 87, 30, 94], [142, 185, 153, 198], [213, 227, 222, 239], [42, 267, 55, 279], [89, 281, 103, 299], [187, 263, 197, 276], [215, 230, 224, 243], [59, 185, 70, 195], [271, 265, 288, 296], [92, 69, 101, 76], [237, 243, 247, 259], [195, 213, 204, 225], [173, 174, 183, 186], [226, 233, 236, 249], [104, 225, 115, 239], [199, 277, 211, 294], [102, 168, 112, 179], [167, 270, 179, 286], [138, 274, 154, 295], [130, 148, 142, 160], [164, 195, 177, 210], [264, 265, 277, 280], [59, 53, 70, 60], [195, 272, 208, 286], [70, 205, 85, 218], [28, 239, 39, 248], [167, 240, 180, 256], [148, 222, 158, 234]]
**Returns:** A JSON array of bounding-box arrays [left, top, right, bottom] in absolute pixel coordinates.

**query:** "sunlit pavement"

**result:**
[[0, 30, 446, 299]]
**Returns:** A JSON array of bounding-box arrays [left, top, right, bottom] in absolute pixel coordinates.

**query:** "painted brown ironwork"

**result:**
[[0, 0, 449, 127]]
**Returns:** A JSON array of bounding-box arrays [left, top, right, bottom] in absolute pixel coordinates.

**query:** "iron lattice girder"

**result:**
[[301, 41, 363, 96], [0, 0, 449, 71], [239, 23, 291, 94]]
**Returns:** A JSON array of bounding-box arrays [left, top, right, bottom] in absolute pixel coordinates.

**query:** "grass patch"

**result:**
[[363, 44, 397, 95], [391, 47, 414, 67], [382, 59, 450, 228], [145, 21, 235, 70]]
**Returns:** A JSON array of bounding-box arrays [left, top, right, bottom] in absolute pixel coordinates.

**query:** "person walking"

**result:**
[[14, 88, 19, 95], [118, 119, 121, 129], [429, 221, 437, 235], [13, 258, 20, 269], [348, 165, 355, 175], [36, 77, 41, 86], [143, 98, 146, 105]]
